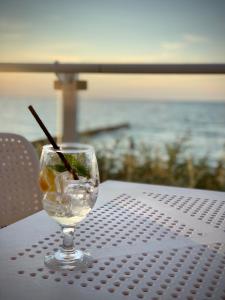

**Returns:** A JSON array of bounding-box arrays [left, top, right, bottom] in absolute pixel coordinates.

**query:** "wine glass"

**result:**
[[39, 143, 99, 270]]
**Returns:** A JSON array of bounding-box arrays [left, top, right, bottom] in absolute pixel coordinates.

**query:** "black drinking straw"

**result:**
[[28, 105, 79, 180]]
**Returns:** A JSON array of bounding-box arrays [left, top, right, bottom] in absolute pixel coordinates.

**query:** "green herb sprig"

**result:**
[[49, 154, 90, 178]]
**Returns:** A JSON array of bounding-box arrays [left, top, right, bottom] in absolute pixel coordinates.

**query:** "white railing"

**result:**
[[1, 63, 225, 74], [1, 63, 225, 142]]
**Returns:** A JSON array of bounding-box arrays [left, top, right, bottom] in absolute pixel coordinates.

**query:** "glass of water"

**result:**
[[39, 143, 99, 270]]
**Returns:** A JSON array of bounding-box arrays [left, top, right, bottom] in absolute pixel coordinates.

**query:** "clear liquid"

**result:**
[[42, 181, 97, 227], [43, 195, 92, 227], [51, 207, 91, 226]]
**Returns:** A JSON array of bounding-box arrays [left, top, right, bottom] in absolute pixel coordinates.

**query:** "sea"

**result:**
[[1, 97, 225, 163]]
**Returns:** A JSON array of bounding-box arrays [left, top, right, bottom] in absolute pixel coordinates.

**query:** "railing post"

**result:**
[[54, 73, 87, 143]]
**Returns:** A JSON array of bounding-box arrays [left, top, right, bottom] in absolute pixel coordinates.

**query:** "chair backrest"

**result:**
[[0, 133, 42, 227]]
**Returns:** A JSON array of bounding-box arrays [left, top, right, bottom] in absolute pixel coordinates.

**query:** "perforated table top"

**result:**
[[0, 181, 225, 300]]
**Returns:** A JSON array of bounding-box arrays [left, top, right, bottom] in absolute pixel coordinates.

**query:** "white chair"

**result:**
[[0, 133, 42, 227]]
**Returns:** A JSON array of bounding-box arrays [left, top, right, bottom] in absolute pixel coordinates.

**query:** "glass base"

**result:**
[[44, 249, 92, 270]]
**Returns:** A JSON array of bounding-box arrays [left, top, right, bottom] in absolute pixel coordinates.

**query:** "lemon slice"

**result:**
[[39, 167, 56, 192]]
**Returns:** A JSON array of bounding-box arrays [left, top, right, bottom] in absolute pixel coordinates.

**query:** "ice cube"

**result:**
[[55, 171, 73, 193], [42, 192, 65, 216], [84, 179, 97, 208], [64, 181, 88, 200]]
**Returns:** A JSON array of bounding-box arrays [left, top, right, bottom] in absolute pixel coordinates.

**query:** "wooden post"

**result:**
[[54, 73, 87, 143]]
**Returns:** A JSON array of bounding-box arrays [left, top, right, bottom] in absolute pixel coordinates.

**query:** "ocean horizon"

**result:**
[[0, 96, 225, 163]]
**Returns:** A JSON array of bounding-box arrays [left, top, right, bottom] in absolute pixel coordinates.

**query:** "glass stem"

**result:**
[[61, 226, 75, 253]]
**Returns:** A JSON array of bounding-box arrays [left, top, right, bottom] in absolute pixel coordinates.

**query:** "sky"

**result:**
[[0, 0, 225, 100]]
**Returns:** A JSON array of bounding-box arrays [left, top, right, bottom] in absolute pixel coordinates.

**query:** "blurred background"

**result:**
[[0, 0, 225, 190]]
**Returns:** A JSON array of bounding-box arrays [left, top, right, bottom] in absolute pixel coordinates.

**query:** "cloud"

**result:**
[[41, 41, 89, 53], [161, 33, 208, 52], [0, 18, 28, 42], [161, 42, 184, 51], [0, 32, 23, 41], [0, 18, 27, 32], [183, 34, 209, 43]]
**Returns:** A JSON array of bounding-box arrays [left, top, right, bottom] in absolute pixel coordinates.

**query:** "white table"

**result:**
[[0, 181, 225, 300]]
